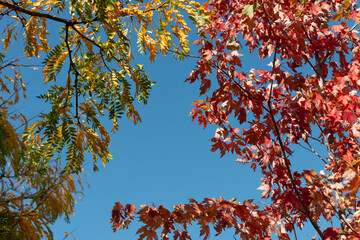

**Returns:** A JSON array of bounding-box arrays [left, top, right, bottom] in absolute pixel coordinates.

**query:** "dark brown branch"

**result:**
[[69, 25, 101, 48], [301, 25, 329, 89], [260, 2, 325, 238], [65, 26, 80, 125], [211, 62, 257, 102], [0, 0, 168, 26], [0, 0, 95, 25], [69, 24, 125, 66], [0, 56, 23, 70], [267, 98, 324, 239]]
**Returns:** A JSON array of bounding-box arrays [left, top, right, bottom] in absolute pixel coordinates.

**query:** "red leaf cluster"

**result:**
[[112, 0, 360, 239], [111, 198, 290, 239]]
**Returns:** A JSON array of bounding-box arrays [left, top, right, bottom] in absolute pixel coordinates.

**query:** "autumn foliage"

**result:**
[[111, 0, 360, 239], [0, 0, 204, 238]]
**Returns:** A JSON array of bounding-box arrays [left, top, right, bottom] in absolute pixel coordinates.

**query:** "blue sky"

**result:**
[[47, 44, 325, 239], [49, 50, 268, 239]]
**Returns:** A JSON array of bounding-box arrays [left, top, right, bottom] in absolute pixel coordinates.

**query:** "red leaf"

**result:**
[[125, 204, 137, 217], [323, 227, 339, 240], [308, 4, 322, 15], [264, 138, 271, 148], [199, 79, 211, 95], [330, 25, 344, 33], [257, 183, 271, 198], [343, 109, 356, 124]]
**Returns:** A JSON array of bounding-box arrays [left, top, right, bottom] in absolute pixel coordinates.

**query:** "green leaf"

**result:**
[[242, 3, 260, 18]]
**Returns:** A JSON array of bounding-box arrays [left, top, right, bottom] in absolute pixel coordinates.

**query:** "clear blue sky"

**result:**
[[47, 47, 323, 239], [48, 50, 268, 239], [3, 8, 328, 240]]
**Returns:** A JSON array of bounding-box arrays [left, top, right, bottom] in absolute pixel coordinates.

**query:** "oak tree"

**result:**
[[0, 0, 204, 238], [111, 0, 360, 239]]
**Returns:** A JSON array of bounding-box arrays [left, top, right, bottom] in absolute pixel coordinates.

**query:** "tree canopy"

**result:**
[[2, 0, 360, 239], [111, 0, 360, 239], [0, 0, 207, 238]]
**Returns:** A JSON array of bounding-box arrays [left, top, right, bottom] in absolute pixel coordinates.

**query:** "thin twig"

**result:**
[[298, 142, 327, 164], [168, 49, 201, 59], [259, 201, 298, 240], [62, 227, 79, 240], [319, 189, 360, 237], [65, 26, 80, 125]]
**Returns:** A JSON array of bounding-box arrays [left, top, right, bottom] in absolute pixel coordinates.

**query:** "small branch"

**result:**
[[259, 2, 319, 78], [230, 222, 249, 238], [99, 51, 114, 73], [0, 7, 12, 19], [319, 189, 360, 237], [259, 201, 298, 240], [298, 141, 327, 164], [70, 24, 125, 66], [314, 120, 339, 163], [65, 26, 80, 125], [62, 227, 79, 240], [308, 135, 322, 143], [69, 25, 101, 49], [267, 43, 278, 104], [0, 56, 24, 70], [168, 49, 201, 59], [350, 22, 359, 32], [301, 25, 329, 89], [260, 3, 325, 238], [0, 0, 95, 25], [143, 2, 167, 13], [293, 225, 298, 240], [268, 165, 284, 193], [14, 110, 43, 130], [211, 62, 257, 102], [267, 97, 324, 238]]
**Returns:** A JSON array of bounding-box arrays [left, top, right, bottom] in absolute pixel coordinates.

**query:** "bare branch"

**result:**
[[298, 141, 327, 164], [0, 0, 95, 25]]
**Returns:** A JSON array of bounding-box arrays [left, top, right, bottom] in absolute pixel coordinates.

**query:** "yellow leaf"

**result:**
[[3, 25, 16, 52], [348, 159, 360, 168], [201, 104, 211, 111], [192, 100, 203, 105]]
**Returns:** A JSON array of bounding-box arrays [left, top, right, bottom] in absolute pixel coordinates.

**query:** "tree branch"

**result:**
[[298, 141, 327, 164], [260, 2, 325, 238], [0, 0, 94, 25], [65, 26, 80, 125]]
